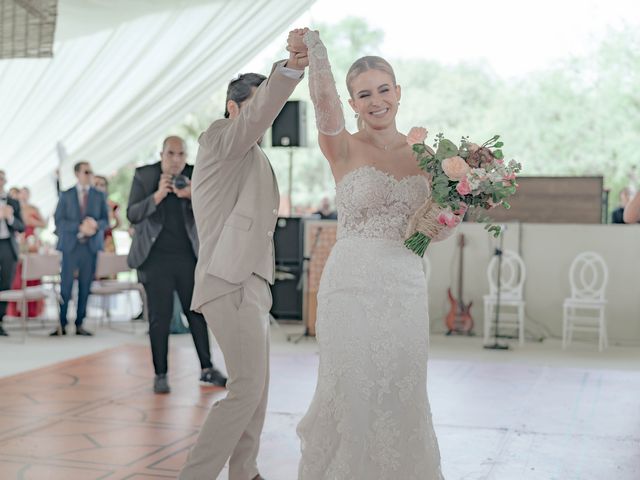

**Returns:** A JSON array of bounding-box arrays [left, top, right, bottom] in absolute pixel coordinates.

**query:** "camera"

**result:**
[[172, 174, 189, 190]]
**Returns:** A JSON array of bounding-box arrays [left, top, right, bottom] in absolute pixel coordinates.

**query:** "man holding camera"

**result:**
[[127, 136, 226, 394]]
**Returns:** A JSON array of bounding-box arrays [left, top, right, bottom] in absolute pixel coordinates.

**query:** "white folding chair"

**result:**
[[562, 252, 608, 351], [90, 252, 148, 330], [0, 252, 61, 341], [483, 250, 527, 345]]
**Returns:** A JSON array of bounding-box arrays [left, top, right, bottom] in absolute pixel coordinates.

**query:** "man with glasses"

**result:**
[[52, 161, 109, 336], [0, 170, 24, 336]]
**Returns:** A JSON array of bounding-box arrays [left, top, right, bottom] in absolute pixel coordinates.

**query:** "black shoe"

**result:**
[[50, 327, 66, 336], [75, 326, 93, 336], [200, 367, 227, 387], [153, 374, 171, 394], [132, 311, 145, 322], [0, 325, 8, 336]]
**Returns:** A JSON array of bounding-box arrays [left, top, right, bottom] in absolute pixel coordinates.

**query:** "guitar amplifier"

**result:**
[[273, 217, 304, 265], [270, 217, 304, 320], [270, 265, 303, 320]]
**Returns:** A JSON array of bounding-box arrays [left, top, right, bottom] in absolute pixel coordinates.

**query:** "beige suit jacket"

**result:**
[[190, 61, 303, 312]]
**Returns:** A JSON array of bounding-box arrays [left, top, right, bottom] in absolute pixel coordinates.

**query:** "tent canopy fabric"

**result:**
[[0, 0, 314, 209]]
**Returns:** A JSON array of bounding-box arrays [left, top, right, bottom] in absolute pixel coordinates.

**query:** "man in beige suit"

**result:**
[[179, 37, 308, 480]]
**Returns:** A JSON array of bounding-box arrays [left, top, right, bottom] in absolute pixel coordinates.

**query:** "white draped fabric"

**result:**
[[0, 0, 315, 208]]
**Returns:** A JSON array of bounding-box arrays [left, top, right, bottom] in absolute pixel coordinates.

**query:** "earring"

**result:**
[[354, 113, 359, 119], [397, 101, 401, 106]]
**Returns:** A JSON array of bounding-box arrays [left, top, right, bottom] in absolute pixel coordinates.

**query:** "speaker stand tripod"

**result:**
[[484, 227, 510, 351]]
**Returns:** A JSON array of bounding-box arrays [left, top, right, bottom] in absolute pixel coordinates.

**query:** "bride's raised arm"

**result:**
[[300, 30, 349, 164]]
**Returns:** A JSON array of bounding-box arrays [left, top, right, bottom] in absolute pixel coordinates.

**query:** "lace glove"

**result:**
[[303, 30, 345, 136]]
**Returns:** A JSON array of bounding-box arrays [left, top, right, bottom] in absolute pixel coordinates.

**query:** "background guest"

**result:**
[[611, 187, 631, 224], [8, 187, 20, 201], [19, 187, 47, 243], [6, 187, 47, 320], [52, 161, 109, 336], [0, 171, 25, 336], [127, 136, 226, 394], [313, 196, 337, 219], [94, 175, 121, 253], [623, 190, 640, 224]]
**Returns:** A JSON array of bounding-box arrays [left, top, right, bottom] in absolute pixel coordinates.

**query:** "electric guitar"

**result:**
[[445, 233, 474, 335]]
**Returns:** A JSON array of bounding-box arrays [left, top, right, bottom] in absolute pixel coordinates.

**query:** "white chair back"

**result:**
[[487, 249, 526, 299], [568, 252, 608, 301], [22, 253, 61, 282], [95, 253, 130, 277]]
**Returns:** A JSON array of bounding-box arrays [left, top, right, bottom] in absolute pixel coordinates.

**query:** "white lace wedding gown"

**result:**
[[297, 32, 445, 480]]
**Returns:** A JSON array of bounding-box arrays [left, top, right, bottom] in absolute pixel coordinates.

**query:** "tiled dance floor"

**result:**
[[0, 344, 638, 479]]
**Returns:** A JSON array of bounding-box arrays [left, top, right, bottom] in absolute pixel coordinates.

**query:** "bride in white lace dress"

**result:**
[[290, 29, 454, 479]]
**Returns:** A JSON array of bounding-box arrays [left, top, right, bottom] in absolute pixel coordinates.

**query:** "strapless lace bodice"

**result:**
[[335, 165, 430, 242]]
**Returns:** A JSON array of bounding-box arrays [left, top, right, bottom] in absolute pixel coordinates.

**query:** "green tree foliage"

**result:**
[[108, 19, 640, 220]]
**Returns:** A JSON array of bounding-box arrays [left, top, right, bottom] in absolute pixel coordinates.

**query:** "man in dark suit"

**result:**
[[0, 170, 25, 337], [127, 136, 226, 394], [52, 161, 109, 336]]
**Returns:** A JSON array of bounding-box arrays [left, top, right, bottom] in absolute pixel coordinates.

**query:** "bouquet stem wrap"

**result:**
[[404, 198, 441, 257]]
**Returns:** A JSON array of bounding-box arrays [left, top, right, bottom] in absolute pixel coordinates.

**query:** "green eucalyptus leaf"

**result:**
[[435, 139, 459, 160]]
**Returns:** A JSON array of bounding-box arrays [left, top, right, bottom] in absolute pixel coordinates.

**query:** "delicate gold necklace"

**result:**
[[368, 132, 401, 151]]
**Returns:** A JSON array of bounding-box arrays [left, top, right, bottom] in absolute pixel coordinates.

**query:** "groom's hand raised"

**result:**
[[285, 28, 309, 70], [287, 28, 308, 52]]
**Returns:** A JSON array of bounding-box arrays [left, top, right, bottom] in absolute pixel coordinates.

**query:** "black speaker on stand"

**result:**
[[272, 100, 307, 216], [272, 100, 307, 148], [270, 101, 307, 325]]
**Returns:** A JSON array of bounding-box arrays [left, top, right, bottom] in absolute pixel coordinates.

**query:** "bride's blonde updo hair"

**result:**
[[346, 56, 397, 130]]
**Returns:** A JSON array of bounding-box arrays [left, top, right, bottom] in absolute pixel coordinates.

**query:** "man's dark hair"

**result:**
[[224, 73, 267, 118], [74, 161, 90, 173], [94, 175, 109, 188]]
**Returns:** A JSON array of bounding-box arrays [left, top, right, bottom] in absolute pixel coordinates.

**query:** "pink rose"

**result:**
[[503, 172, 516, 181], [456, 177, 472, 196], [437, 210, 461, 228], [406, 127, 428, 145], [442, 156, 471, 181], [453, 203, 468, 216]]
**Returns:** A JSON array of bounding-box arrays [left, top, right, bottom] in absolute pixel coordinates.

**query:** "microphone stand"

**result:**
[[287, 224, 323, 343], [484, 226, 509, 350]]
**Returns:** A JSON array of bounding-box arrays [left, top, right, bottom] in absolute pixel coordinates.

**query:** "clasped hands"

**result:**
[[286, 27, 312, 69], [79, 217, 98, 237]]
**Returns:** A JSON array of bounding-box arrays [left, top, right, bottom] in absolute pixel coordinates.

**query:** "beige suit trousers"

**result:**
[[179, 274, 272, 480]]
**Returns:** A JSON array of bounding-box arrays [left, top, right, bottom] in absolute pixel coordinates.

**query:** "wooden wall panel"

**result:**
[[485, 177, 604, 224]]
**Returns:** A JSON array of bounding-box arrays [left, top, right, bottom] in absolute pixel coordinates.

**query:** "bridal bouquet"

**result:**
[[404, 127, 522, 256]]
